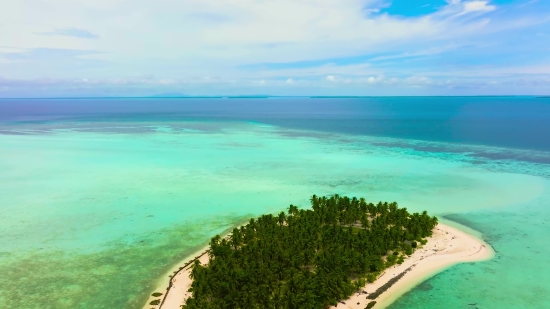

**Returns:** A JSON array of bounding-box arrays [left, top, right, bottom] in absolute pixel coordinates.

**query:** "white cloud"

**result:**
[[0, 47, 26, 54], [463, 1, 496, 14], [158, 78, 177, 85], [0, 0, 548, 96], [439, 0, 496, 17], [0, 0, 505, 78], [2, 73, 550, 97], [248, 63, 378, 79], [367, 76, 376, 83], [414, 63, 550, 78], [405, 76, 433, 85]]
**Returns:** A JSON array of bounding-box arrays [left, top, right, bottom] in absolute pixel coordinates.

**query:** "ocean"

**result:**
[[0, 97, 549, 308]]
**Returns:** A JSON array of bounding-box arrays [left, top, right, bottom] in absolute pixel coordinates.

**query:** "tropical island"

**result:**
[[145, 195, 492, 309]]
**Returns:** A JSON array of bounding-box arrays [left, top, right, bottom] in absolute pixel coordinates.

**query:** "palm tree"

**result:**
[[183, 195, 437, 309], [288, 204, 298, 216], [278, 212, 286, 226]]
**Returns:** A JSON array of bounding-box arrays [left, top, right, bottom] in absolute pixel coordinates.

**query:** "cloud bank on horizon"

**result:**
[[0, 0, 549, 97]]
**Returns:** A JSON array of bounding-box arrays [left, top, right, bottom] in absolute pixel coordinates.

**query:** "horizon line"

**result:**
[[0, 95, 547, 100]]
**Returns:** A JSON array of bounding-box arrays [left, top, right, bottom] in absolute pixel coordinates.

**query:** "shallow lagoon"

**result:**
[[0, 119, 549, 308]]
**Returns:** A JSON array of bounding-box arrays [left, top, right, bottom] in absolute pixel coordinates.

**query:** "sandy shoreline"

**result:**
[[143, 246, 211, 309], [330, 223, 493, 308], [144, 223, 493, 309]]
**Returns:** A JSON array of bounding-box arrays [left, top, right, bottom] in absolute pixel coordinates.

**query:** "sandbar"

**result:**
[[330, 223, 493, 309]]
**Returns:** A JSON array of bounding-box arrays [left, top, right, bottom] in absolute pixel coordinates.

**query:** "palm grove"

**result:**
[[182, 195, 438, 309]]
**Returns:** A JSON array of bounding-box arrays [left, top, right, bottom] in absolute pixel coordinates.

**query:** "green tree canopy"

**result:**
[[182, 195, 438, 309]]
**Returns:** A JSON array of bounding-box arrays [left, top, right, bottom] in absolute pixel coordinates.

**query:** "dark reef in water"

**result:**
[[367, 266, 414, 300]]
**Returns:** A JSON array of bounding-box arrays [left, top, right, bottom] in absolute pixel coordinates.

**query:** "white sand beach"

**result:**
[[330, 224, 493, 309], [145, 223, 493, 309], [143, 246, 210, 309]]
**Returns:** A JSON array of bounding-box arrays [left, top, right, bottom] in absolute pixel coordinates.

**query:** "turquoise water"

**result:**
[[390, 190, 550, 309], [0, 119, 549, 308]]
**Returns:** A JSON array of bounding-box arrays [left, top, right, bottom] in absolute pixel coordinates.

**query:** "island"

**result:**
[[145, 195, 492, 309]]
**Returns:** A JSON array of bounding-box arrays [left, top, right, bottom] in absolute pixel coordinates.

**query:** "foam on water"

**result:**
[[0, 120, 548, 308]]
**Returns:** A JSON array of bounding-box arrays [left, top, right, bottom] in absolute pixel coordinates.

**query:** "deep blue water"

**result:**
[[1, 97, 549, 151]]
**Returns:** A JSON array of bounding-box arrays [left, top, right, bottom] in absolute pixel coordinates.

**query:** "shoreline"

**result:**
[[144, 223, 493, 309], [331, 223, 493, 308], [143, 245, 211, 309]]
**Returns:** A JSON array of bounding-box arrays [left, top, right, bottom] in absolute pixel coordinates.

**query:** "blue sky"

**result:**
[[0, 0, 549, 97]]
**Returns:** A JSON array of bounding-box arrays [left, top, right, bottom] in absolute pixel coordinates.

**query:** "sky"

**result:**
[[0, 0, 549, 97]]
